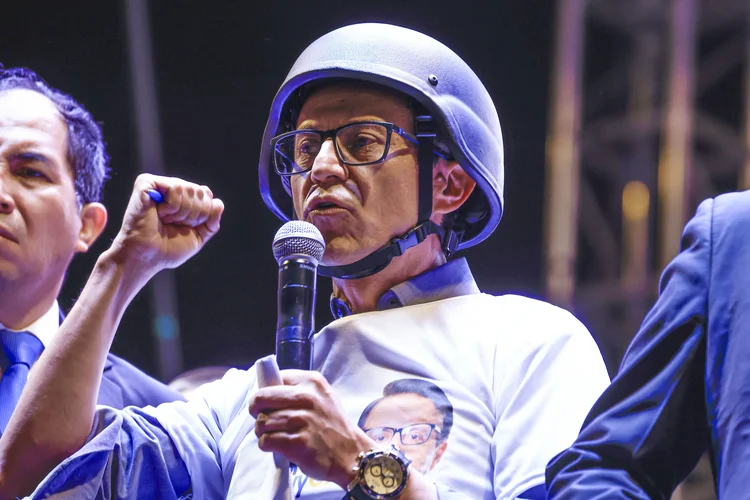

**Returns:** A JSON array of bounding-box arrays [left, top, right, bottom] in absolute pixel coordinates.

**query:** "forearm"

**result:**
[[0, 249, 153, 497]]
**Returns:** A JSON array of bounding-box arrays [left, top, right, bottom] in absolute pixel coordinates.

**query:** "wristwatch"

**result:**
[[344, 446, 412, 499]]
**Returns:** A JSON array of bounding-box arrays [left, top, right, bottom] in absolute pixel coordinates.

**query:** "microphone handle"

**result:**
[[275, 257, 317, 370], [276, 333, 313, 371]]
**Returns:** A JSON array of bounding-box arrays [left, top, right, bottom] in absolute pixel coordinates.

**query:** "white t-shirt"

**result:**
[[154, 293, 609, 499]]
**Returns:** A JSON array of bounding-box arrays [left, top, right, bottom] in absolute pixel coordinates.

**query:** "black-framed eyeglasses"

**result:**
[[363, 423, 442, 446], [270, 121, 448, 176]]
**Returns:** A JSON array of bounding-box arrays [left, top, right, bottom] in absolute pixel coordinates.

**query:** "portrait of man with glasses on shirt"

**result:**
[[357, 378, 453, 475]]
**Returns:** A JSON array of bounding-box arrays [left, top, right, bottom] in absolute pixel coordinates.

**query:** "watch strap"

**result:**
[[342, 482, 373, 500]]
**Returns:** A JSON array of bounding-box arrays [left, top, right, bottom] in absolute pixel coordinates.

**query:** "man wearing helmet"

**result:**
[[0, 24, 608, 499]]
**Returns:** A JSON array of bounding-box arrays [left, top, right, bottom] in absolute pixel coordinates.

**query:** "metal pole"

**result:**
[[622, 7, 660, 341], [544, 0, 586, 308], [124, 0, 183, 381], [657, 0, 697, 269]]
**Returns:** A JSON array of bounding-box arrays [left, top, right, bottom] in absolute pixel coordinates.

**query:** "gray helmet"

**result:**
[[259, 22, 504, 251]]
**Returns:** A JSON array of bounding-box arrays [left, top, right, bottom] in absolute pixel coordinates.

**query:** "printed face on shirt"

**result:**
[[360, 393, 448, 474], [289, 82, 421, 267]]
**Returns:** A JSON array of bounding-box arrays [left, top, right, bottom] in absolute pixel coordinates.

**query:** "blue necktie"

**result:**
[[0, 329, 44, 434]]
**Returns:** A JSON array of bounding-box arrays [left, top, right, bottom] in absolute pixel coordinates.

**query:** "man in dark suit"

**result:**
[[0, 65, 182, 434], [546, 191, 750, 499]]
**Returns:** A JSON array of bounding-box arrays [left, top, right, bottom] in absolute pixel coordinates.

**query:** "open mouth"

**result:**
[[315, 202, 340, 209], [306, 198, 349, 220]]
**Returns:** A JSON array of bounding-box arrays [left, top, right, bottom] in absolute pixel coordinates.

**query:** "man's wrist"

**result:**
[[335, 433, 378, 490], [392, 468, 437, 500], [95, 247, 155, 304]]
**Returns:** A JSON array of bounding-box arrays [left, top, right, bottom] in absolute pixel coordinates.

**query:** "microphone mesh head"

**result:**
[[272, 221, 326, 264]]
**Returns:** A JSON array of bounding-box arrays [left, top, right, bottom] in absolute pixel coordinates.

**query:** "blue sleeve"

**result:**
[[545, 199, 713, 499], [30, 406, 192, 500], [103, 354, 185, 408]]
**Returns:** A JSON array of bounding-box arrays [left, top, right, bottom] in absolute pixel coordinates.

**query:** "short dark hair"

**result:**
[[358, 378, 454, 445], [0, 65, 110, 204]]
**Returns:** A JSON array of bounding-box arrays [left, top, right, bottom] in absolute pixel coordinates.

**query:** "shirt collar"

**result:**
[[329, 257, 479, 319], [0, 301, 59, 349]]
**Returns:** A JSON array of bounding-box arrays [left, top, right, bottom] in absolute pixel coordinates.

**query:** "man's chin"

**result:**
[[320, 253, 364, 268], [319, 241, 373, 269], [0, 262, 21, 282]]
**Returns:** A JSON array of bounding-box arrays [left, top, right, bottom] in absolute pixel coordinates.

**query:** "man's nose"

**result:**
[[309, 139, 347, 184], [387, 435, 402, 450], [0, 175, 15, 214]]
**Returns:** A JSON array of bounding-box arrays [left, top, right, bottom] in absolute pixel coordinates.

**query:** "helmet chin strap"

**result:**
[[318, 116, 459, 280]]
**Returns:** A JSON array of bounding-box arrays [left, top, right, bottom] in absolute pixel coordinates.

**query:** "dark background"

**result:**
[[3, 0, 577, 378]]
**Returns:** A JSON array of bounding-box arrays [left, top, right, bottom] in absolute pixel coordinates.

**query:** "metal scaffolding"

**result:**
[[546, 0, 749, 365], [544, 0, 586, 311]]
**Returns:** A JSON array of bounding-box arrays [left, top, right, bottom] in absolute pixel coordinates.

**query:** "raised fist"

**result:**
[[109, 173, 224, 275]]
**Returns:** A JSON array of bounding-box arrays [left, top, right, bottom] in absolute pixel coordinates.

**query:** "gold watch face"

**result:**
[[363, 454, 405, 495]]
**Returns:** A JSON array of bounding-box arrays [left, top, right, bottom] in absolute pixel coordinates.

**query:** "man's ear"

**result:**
[[431, 160, 476, 222], [429, 441, 449, 471], [74, 202, 108, 253]]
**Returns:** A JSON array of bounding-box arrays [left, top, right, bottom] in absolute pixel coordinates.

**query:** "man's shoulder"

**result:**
[[483, 293, 582, 324], [454, 293, 592, 345], [704, 190, 750, 227], [704, 190, 750, 232], [460, 294, 604, 381], [713, 188, 750, 208], [104, 351, 153, 375], [103, 352, 185, 406], [687, 191, 750, 261]]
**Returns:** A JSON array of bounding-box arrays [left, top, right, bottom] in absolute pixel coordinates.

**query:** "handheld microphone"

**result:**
[[272, 221, 326, 370]]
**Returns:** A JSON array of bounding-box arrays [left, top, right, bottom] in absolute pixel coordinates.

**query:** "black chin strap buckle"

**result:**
[[392, 223, 431, 256], [443, 229, 459, 258], [392, 221, 459, 260]]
